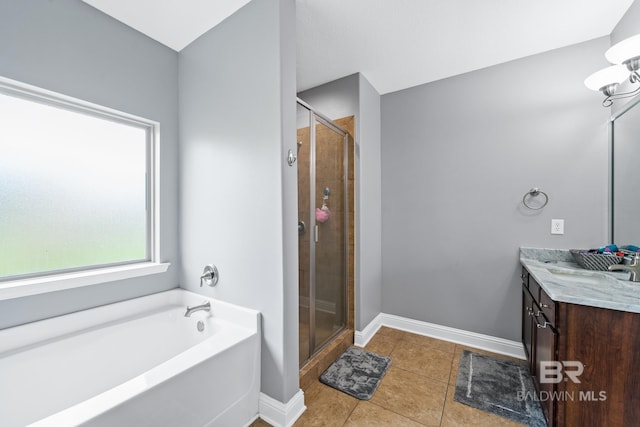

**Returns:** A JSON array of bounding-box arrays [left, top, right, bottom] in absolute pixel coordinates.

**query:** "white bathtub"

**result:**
[[0, 289, 261, 427]]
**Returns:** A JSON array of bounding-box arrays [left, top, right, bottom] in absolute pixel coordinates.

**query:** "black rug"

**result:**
[[454, 350, 547, 427], [319, 346, 391, 400]]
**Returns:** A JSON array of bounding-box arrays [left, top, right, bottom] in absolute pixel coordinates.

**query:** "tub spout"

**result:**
[[184, 301, 211, 317]]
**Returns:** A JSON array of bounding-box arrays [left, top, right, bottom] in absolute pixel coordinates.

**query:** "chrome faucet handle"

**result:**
[[200, 264, 219, 287], [629, 253, 640, 281], [608, 253, 640, 282]]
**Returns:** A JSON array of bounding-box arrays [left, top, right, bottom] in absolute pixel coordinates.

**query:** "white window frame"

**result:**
[[0, 76, 169, 301]]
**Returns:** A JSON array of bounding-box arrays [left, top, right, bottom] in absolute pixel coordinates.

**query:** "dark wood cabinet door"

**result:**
[[534, 312, 557, 426], [560, 303, 640, 427], [522, 285, 535, 371]]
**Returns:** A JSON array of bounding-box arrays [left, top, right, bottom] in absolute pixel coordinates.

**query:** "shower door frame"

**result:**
[[297, 98, 349, 366]]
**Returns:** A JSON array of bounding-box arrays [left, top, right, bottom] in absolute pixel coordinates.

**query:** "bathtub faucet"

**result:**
[[184, 301, 211, 317]]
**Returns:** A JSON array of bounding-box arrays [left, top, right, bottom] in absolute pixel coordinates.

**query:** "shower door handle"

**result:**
[[314, 225, 319, 243]]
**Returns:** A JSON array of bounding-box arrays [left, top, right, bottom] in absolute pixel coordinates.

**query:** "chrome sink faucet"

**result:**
[[608, 253, 640, 282], [184, 300, 211, 317]]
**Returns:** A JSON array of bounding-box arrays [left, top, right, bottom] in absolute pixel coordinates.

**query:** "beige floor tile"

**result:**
[[455, 344, 523, 362], [364, 333, 398, 356], [449, 352, 461, 385], [301, 380, 325, 402], [344, 401, 426, 427], [294, 381, 358, 427], [390, 340, 453, 383], [297, 328, 530, 426], [300, 363, 319, 391], [370, 366, 447, 426], [400, 332, 456, 354], [376, 326, 406, 341], [440, 384, 525, 427], [249, 417, 273, 427]]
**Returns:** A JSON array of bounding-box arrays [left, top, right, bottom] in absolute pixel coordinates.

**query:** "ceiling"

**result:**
[[82, 0, 634, 95], [82, 0, 252, 51]]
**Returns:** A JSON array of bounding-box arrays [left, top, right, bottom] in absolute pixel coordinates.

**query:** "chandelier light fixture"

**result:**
[[585, 34, 640, 107]]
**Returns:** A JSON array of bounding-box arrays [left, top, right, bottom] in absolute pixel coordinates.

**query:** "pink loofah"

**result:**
[[316, 205, 330, 223]]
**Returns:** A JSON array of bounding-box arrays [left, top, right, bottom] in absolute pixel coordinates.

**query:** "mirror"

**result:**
[[611, 96, 640, 244]]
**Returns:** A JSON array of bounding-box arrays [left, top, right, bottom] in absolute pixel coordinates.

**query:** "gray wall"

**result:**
[[612, 0, 640, 44], [298, 73, 383, 330], [0, 0, 179, 329], [278, 0, 301, 403], [381, 37, 611, 341], [298, 74, 359, 120], [178, 0, 299, 403], [357, 75, 383, 329]]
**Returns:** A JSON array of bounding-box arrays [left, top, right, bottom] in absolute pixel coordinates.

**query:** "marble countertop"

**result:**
[[520, 247, 640, 314]]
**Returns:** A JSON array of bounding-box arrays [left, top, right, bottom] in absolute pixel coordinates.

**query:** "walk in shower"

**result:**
[[297, 99, 349, 366]]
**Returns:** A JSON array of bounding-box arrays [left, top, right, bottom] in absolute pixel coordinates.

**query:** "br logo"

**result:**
[[539, 361, 584, 384]]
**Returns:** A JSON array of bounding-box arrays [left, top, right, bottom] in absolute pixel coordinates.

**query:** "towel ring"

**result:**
[[523, 188, 548, 210]]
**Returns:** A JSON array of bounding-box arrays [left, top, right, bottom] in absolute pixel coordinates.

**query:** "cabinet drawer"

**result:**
[[538, 288, 556, 325]]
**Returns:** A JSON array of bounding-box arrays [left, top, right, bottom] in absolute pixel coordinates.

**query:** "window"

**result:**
[[0, 77, 166, 297]]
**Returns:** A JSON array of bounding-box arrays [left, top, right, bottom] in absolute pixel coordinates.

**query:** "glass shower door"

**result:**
[[297, 103, 311, 363], [297, 100, 348, 366]]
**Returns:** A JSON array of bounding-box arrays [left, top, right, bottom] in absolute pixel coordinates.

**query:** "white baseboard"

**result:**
[[355, 313, 525, 360], [259, 390, 306, 427], [354, 312, 383, 347]]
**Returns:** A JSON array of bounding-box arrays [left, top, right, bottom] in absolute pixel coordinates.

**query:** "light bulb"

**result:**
[[605, 34, 640, 65], [584, 65, 629, 93]]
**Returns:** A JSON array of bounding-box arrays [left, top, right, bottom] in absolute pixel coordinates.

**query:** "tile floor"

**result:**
[[252, 326, 526, 427]]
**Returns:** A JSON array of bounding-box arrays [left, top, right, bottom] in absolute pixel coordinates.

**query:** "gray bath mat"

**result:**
[[319, 346, 391, 400], [454, 350, 546, 427]]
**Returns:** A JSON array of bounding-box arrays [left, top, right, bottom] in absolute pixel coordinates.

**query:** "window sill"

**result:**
[[0, 262, 171, 301]]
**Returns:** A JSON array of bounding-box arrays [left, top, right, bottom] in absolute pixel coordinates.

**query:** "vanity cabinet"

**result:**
[[521, 271, 534, 366], [521, 268, 557, 424], [521, 266, 640, 427]]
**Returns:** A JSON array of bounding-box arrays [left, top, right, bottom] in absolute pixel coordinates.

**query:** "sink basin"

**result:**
[[546, 267, 620, 286]]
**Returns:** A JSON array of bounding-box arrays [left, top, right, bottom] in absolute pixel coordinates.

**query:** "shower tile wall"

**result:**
[[314, 125, 345, 330], [344, 117, 355, 334]]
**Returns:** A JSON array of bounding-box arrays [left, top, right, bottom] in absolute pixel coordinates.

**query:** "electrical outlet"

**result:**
[[551, 219, 564, 235]]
